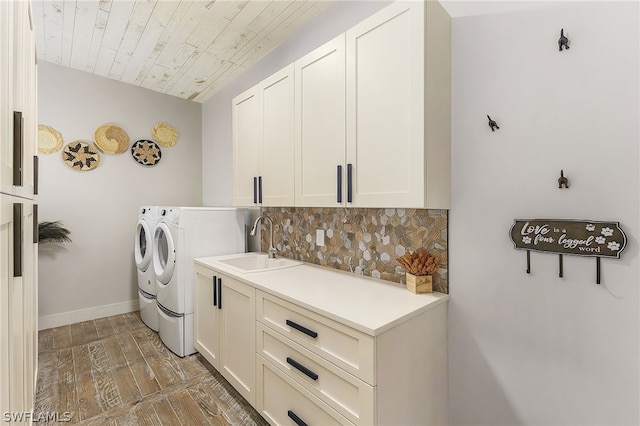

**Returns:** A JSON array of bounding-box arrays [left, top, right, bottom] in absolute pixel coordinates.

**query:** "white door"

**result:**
[[0, 1, 14, 195], [219, 275, 256, 407], [261, 64, 295, 207], [232, 86, 262, 206], [346, 1, 425, 208], [194, 266, 220, 369], [134, 219, 153, 272], [0, 194, 13, 415], [294, 34, 346, 207]]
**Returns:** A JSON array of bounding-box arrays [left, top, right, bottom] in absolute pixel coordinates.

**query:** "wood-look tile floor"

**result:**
[[36, 312, 269, 425]]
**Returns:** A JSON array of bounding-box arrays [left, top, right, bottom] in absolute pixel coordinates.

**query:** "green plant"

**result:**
[[38, 221, 71, 244]]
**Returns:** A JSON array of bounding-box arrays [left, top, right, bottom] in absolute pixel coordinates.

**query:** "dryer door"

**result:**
[[134, 219, 152, 272], [153, 222, 176, 284]]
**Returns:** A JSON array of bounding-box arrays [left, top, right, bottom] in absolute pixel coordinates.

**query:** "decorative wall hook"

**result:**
[[487, 115, 499, 131], [510, 219, 627, 285], [558, 28, 570, 51], [558, 170, 569, 188]]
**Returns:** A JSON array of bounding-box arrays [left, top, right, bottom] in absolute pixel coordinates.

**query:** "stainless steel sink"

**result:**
[[215, 253, 302, 273]]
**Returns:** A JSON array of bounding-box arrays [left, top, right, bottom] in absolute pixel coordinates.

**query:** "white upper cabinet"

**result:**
[[232, 0, 450, 209], [1, 0, 37, 198], [346, 0, 451, 208], [232, 64, 295, 207], [261, 65, 295, 207], [232, 86, 262, 206], [294, 34, 346, 207]]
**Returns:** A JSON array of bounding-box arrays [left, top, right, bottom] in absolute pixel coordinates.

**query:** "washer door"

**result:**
[[134, 220, 152, 272], [153, 222, 176, 284]]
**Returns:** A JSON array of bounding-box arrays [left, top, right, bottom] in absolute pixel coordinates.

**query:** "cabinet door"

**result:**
[[0, 195, 13, 415], [0, 1, 14, 195], [232, 86, 262, 207], [194, 266, 220, 369], [261, 64, 295, 207], [219, 275, 256, 407], [346, 1, 426, 208], [294, 34, 346, 207]]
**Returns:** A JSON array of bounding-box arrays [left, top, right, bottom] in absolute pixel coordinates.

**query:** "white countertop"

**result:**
[[194, 253, 448, 336]]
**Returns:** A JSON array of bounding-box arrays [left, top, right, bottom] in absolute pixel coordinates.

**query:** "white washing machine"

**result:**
[[153, 207, 247, 357], [135, 206, 160, 331]]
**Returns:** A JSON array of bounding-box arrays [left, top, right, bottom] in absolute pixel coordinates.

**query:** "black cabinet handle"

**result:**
[[347, 163, 353, 203], [13, 111, 23, 186], [337, 165, 342, 203], [213, 275, 217, 307], [33, 204, 38, 244], [286, 357, 318, 381], [33, 156, 39, 195], [253, 177, 257, 204], [287, 410, 308, 426], [258, 176, 263, 204], [13, 203, 22, 277], [286, 319, 317, 339], [217, 277, 222, 309]]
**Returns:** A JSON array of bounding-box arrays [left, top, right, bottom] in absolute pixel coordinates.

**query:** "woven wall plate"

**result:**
[[131, 139, 161, 166], [38, 125, 63, 154], [62, 141, 100, 171], [94, 124, 130, 154], [151, 122, 178, 147]]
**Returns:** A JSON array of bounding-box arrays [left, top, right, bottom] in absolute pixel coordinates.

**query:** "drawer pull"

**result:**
[[287, 410, 308, 426], [286, 320, 318, 339], [286, 357, 318, 381]]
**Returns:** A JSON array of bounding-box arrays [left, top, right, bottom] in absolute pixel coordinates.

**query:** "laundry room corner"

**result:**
[[37, 62, 203, 329]]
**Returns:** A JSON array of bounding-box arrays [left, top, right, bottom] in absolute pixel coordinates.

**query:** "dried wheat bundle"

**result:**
[[395, 250, 439, 276]]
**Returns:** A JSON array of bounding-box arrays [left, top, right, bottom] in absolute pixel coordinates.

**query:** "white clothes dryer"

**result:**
[[153, 207, 247, 357], [135, 206, 160, 331]]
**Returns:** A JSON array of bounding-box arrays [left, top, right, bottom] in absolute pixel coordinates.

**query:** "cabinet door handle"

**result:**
[[347, 163, 353, 203], [287, 410, 308, 426], [33, 156, 39, 195], [337, 165, 342, 203], [13, 203, 22, 277], [13, 111, 23, 186], [217, 277, 222, 309], [258, 176, 263, 204], [213, 275, 217, 307], [285, 320, 317, 339], [286, 357, 318, 381], [33, 204, 38, 244], [253, 177, 257, 204]]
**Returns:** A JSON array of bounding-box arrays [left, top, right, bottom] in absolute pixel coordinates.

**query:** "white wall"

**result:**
[[201, 0, 391, 206], [449, 2, 639, 425], [38, 62, 202, 328]]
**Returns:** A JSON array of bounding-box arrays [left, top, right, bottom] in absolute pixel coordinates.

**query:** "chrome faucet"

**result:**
[[250, 214, 277, 258]]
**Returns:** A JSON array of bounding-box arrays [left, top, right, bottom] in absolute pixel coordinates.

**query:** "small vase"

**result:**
[[405, 273, 432, 294]]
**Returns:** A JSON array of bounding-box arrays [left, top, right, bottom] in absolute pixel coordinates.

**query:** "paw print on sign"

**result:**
[[522, 236, 532, 244], [601, 227, 614, 237], [607, 241, 620, 251], [585, 224, 596, 232], [595, 236, 606, 244]]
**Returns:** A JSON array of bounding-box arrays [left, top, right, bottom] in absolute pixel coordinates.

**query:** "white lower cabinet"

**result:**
[[195, 259, 448, 425], [256, 355, 355, 426], [194, 264, 256, 406]]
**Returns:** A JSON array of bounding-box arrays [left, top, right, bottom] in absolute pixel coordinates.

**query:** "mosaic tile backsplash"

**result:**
[[258, 207, 448, 294]]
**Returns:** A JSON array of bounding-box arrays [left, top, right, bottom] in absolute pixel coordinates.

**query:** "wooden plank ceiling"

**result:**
[[32, 0, 332, 103]]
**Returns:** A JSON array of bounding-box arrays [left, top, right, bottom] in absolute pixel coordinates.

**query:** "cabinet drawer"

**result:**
[[257, 323, 374, 425], [256, 290, 375, 384], [257, 355, 355, 426]]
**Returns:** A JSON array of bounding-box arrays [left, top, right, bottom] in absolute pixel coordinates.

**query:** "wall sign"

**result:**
[[509, 219, 627, 284]]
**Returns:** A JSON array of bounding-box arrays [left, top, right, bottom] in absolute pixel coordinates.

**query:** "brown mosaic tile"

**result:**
[[257, 207, 449, 294]]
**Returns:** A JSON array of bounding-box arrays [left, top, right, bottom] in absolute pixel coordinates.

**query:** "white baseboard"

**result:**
[[38, 299, 139, 331]]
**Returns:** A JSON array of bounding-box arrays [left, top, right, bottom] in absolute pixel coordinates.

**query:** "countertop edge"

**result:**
[[194, 255, 449, 337]]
